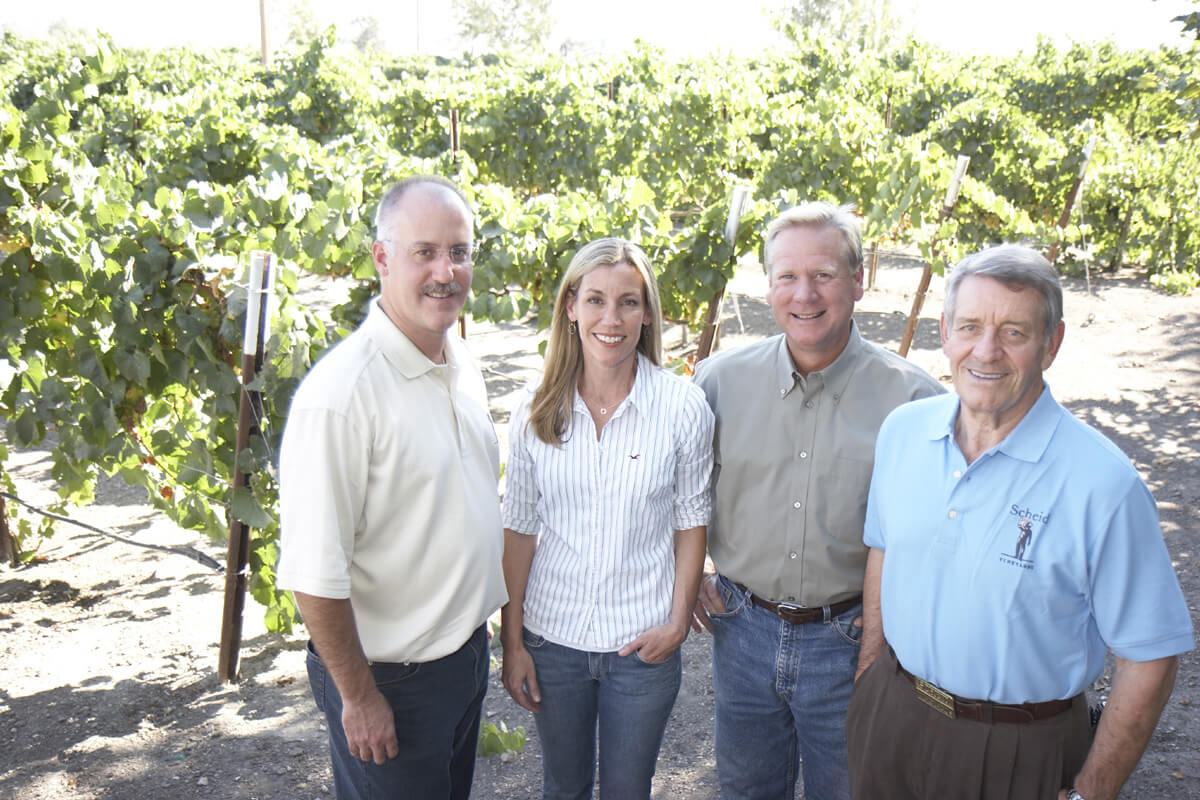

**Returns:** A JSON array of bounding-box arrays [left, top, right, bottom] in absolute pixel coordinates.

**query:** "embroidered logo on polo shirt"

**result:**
[[1014, 519, 1033, 559], [1000, 506, 1048, 570]]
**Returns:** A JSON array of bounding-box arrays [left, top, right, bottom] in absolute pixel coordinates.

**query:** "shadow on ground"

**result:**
[[0, 630, 322, 800]]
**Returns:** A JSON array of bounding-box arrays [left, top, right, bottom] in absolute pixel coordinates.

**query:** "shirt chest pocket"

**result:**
[[813, 455, 874, 535]]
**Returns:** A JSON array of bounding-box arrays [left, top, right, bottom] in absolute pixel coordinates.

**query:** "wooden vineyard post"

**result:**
[[866, 242, 879, 290], [219, 251, 275, 683], [258, 0, 270, 66], [414, 0, 420, 52], [697, 185, 751, 363], [0, 491, 16, 567], [898, 155, 970, 358], [451, 106, 465, 340], [694, 285, 725, 362], [1046, 134, 1097, 265]]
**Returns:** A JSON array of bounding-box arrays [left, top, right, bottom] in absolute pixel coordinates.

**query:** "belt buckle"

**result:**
[[774, 601, 809, 622], [914, 677, 957, 719]]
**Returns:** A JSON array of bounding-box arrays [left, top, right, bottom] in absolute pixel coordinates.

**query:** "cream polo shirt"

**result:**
[[277, 300, 507, 663], [693, 323, 944, 607]]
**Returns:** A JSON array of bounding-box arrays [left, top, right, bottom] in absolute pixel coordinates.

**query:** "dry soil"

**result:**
[[1, 255, 1197, 799]]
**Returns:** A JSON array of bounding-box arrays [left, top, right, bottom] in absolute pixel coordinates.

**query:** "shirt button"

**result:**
[[800, 451, 808, 459], [780, 388, 787, 396], [948, 510, 958, 519], [805, 401, 814, 408], [789, 552, 798, 559], [793, 501, 803, 509], [953, 470, 963, 479]]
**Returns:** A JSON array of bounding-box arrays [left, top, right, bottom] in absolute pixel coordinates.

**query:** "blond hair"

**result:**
[[764, 201, 861, 276], [529, 238, 663, 444]]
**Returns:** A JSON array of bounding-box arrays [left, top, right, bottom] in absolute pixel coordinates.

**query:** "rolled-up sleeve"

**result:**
[[671, 385, 715, 531], [501, 392, 541, 536]]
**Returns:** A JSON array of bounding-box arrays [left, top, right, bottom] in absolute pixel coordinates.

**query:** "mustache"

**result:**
[[422, 282, 464, 297]]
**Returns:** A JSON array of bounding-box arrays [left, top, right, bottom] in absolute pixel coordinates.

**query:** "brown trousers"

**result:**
[[846, 647, 1091, 800]]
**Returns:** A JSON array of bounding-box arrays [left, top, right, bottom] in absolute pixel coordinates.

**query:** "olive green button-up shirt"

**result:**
[[693, 323, 944, 607]]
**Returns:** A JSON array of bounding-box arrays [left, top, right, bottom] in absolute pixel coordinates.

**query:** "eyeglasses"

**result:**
[[382, 241, 477, 266]]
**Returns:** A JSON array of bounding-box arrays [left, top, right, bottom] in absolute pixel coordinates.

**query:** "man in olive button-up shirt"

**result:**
[[691, 201, 943, 800]]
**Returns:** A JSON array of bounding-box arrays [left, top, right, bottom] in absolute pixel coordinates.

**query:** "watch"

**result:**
[[1066, 790, 1087, 800]]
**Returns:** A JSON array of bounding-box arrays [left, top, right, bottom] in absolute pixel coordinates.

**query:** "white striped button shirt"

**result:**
[[503, 354, 714, 652]]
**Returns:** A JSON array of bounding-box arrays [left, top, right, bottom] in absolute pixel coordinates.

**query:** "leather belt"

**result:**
[[896, 661, 1074, 724], [739, 585, 862, 624]]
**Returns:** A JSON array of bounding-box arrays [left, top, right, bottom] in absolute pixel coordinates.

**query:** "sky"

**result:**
[[1, 0, 1196, 56]]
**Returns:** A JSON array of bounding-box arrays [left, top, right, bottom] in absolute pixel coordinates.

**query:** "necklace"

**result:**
[[581, 367, 635, 420]]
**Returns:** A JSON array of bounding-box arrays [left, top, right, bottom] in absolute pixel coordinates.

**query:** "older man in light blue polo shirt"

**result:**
[[847, 245, 1193, 800]]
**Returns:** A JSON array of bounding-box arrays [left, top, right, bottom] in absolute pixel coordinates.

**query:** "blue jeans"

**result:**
[[709, 575, 861, 800], [306, 624, 489, 800], [523, 629, 682, 800]]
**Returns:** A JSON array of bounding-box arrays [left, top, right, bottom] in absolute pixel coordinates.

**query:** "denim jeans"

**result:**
[[709, 575, 861, 800], [523, 629, 682, 800], [306, 624, 489, 800]]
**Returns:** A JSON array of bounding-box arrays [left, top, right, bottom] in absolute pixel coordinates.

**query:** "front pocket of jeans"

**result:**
[[372, 661, 421, 688], [306, 642, 326, 712], [708, 575, 749, 619], [832, 608, 864, 646], [522, 629, 546, 649], [632, 647, 679, 667]]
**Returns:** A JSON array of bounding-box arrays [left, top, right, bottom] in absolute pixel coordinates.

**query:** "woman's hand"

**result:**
[[501, 644, 542, 713], [617, 621, 689, 664]]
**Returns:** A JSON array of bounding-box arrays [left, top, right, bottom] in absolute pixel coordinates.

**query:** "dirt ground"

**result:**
[[1, 255, 1197, 799]]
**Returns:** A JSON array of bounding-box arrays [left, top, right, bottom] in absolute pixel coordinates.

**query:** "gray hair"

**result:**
[[764, 201, 862, 276], [374, 175, 473, 245], [944, 245, 1063, 345]]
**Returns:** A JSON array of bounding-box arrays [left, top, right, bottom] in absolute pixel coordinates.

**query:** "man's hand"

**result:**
[[1066, 655, 1179, 800], [501, 644, 542, 713], [292, 593, 400, 765], [855, 548, 885, 681], [341, 688, 400, 764], [690, 573, 726, 633], [618, 622, 688, 663]]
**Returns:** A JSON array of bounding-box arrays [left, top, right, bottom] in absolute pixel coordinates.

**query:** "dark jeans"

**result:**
[[306, 624, 489, 800]]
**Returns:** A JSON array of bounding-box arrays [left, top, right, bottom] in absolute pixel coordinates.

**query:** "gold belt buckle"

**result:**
[[914, 677, 957, 719]]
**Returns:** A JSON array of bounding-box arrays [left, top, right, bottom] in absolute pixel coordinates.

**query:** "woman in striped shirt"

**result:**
[[499, 238, 715, 800]]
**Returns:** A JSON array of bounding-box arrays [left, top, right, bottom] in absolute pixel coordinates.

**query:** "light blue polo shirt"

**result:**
[[864, 387, 1194, 704]]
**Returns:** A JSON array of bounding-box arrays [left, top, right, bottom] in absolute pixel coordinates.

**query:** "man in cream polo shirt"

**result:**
[[277, 176, 506, 800]]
